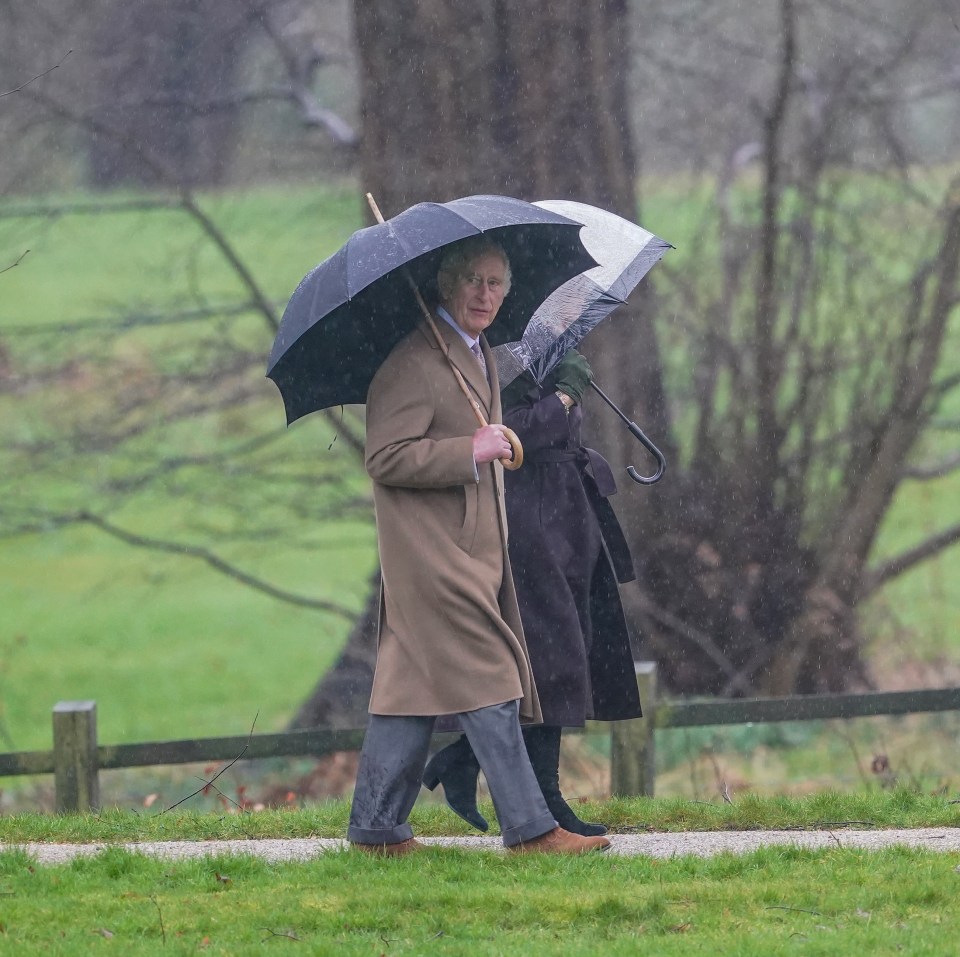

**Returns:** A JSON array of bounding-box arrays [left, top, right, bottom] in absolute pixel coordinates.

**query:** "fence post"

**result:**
[[53, 701, 99, 813], [609, 661, 657, 798]]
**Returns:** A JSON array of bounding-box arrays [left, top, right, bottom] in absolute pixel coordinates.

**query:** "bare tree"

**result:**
[[617, 0, 960, 694]]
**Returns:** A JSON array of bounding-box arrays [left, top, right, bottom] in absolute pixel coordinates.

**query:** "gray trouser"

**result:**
[[348, 700, 556, 847]]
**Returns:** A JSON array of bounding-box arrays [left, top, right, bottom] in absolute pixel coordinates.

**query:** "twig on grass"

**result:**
[[161, 712, 259, 814], [194, 776, 247, 814], [150, 895, 166, 945], [765, 905, 822, 916], [262, 928, 301, 942]]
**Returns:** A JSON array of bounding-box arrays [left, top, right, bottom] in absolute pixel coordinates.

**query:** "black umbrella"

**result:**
[[266, 194, 597, 425], [492, 199, 673, 484]]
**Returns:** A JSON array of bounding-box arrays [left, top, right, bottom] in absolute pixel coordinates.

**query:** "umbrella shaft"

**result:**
[[589, 381, 631, 426], [589, 380, 666, 484]]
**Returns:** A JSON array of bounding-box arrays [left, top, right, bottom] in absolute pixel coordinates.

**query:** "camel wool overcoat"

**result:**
[[364, 317, 542, 723]]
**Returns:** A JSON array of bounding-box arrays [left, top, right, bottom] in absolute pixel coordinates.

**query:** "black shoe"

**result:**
[[523, 725, 608, 837], [422, 737, 489, 832]]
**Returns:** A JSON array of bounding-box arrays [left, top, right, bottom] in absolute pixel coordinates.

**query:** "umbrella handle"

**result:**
[[589, 381, 666, 485], [501, 427, 523, 470], [366, 191, 524, 473]]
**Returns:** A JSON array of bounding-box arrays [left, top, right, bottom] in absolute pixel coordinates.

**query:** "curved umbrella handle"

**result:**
[[589, 381, 666, 485], [624, 423, 666, 485], [502, 427, 523, 470]]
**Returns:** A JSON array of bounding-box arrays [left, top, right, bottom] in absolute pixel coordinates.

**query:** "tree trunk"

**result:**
[[287, 570, 381, 730], [88, 0, 250, 188]]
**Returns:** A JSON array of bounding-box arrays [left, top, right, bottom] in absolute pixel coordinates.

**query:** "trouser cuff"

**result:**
[[347, 823, 415, 845], [500, 811, 557, 848]]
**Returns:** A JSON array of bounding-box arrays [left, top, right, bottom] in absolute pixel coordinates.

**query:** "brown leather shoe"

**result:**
[[508, 827, 611, 855], [351, 837, 423, 857]]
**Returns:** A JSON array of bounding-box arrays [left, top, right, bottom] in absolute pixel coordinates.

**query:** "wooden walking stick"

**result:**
[[366, 192, 523, 469]]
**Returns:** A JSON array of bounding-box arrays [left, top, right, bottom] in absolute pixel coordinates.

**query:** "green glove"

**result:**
[[549, 350, 593, 405]]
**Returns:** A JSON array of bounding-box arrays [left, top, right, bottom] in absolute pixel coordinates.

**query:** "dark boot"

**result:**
[[422, 736, 489, 831], [523, 725, 608, 837]]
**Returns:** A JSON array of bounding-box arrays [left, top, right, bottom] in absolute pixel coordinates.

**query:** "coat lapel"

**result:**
[[420, 316, 493, 416]]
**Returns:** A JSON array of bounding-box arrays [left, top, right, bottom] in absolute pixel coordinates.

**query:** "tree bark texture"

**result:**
[[88, 0, 251, 188], [353, 0, 636, 215]]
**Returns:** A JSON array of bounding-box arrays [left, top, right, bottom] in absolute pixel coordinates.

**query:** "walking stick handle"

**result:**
[[365, 192, 523, 470]]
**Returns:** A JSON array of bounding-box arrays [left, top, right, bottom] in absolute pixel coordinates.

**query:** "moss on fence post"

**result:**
[[53, 701, 100, 814]]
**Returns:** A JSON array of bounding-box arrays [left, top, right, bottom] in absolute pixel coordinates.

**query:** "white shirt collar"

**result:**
[[436, 306, 480, 350]]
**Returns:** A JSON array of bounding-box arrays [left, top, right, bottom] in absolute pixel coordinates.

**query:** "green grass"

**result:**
[[1, 790, 958, 844], [0, 843, 958, 955]]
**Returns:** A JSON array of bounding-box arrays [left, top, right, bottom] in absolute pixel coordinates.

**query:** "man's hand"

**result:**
[[473, 424, 513, 463]]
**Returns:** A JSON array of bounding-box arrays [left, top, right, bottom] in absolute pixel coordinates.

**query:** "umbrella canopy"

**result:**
[[266, 194, 596, 424], [492, 200, 672, 485], [493, 200, 672, 389]]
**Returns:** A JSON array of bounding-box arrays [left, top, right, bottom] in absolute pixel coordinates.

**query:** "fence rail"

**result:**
[[3, 663, 960, 812]]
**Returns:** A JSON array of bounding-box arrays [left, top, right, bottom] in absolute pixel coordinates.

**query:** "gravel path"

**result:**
[[7, 828, 960, 865]]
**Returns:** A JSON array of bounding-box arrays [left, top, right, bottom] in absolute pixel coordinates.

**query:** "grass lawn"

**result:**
[[2, 794, 957, 955], [1, 844, 959, 956], [1, 789, 959, 843]]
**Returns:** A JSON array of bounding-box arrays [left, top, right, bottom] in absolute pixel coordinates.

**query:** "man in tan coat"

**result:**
[[348, 237, 610, 855]]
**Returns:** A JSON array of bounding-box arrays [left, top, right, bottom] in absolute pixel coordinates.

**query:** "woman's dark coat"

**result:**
[[503, 384, 642, 727]]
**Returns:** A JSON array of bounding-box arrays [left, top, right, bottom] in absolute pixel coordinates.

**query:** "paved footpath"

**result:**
[[7, 829, 960, 865]]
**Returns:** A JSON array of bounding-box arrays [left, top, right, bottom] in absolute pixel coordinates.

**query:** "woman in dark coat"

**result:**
[[423, 350, 642, 836]]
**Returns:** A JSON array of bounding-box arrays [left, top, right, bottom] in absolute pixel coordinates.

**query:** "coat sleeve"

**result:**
[[502, 390, 575, 455], [365, 344, 478, 488]]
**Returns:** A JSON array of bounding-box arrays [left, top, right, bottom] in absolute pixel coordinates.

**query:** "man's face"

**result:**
[[442, 252, 508, 338]]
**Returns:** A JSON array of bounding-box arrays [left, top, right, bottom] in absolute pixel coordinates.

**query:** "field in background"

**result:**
[[1, 181, 958, 808]]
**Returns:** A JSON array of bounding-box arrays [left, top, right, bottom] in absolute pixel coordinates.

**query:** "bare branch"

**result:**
[[0, 198, 179, 220], [633, 589, 753, 695], [863, 522, 960, 595], [116, 88, 359, 145], [0, 50, 71, 98], [254, 3, 359, 144], [162, 712, 259, 814], [901, 452, 960, 482], [58, 511, 358, 621], [0, 249, 29, 275]]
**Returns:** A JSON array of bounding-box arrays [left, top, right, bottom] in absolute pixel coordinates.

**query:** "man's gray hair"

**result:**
[[436, 236, 512, 299]]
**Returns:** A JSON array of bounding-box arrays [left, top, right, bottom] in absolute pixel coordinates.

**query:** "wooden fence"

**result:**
[[3, 662, 960, 813]]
